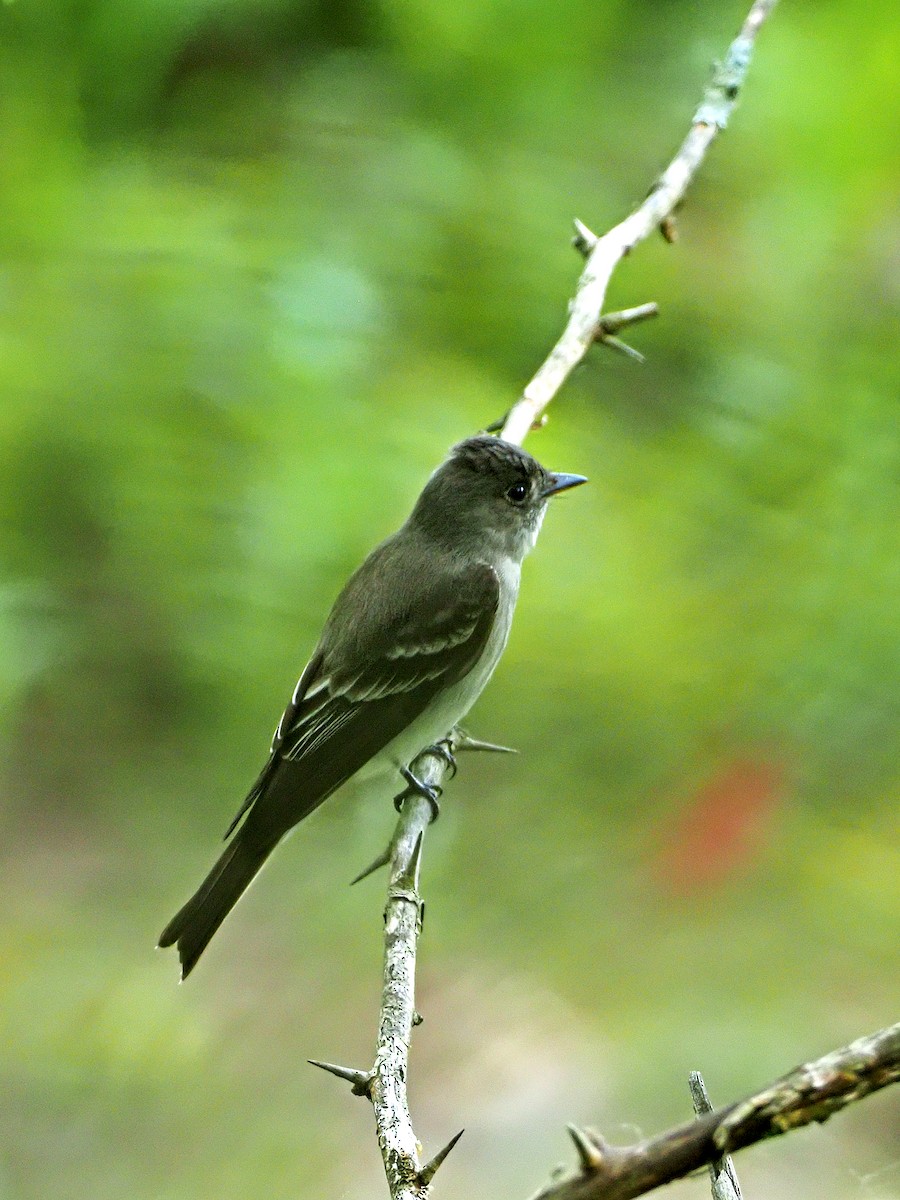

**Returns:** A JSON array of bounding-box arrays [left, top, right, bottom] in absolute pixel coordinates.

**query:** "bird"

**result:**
[[158, 434, 587, 977]]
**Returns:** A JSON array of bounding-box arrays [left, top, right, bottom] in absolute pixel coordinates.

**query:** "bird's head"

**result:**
[[410, 435, 587, 561]]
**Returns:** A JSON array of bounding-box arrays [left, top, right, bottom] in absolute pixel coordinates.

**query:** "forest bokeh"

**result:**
[[1, 1, 897, 1197]]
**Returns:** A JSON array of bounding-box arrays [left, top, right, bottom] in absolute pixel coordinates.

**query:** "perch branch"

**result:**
[[501, 0, 779, 445], [316, 1, 783, 1196], [368, 742, 448, 1200], [527, 1021, 900, 1200], [314, 738, 466, 1199]]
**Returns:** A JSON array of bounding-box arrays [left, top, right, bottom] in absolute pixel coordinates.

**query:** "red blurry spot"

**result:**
[[653, 759, 783, 895]]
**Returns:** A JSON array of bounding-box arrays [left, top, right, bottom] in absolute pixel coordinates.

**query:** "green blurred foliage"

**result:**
[[1, 1, 897, 1197]]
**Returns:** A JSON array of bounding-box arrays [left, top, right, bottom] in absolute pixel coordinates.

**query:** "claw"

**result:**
[[394, 766, 442, 821], [420, 739, 458, 779]]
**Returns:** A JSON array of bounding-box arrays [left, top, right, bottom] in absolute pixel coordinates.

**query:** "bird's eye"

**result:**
[[506, 482, 528, 504]]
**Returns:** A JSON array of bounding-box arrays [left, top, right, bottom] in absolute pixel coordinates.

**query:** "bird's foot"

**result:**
[[393, 766, 442, 822], [422, 738, 458, 779]]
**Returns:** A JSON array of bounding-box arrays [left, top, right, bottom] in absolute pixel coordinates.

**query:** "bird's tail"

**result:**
[[158, 837, 269, 979]]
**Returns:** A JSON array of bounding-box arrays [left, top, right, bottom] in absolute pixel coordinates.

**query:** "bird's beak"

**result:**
[[542, 472, 588, 498]]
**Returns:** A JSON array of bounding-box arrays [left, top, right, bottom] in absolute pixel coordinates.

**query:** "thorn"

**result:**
[[418, 1129, 464, 1185], [531, 414, 548, 431], [308, 1059, 373, 1098], [690, 1072, 744, 1199], [455, 733, 518, 755], [660, 215, 679, 243], [484, 413, 508, 434], [350, 843, 392, 886], [597, 302, 659, 335], [412, 1010, 424, 1026], [592, 305, 657, 364], [572, 217, 598, 256], [401, 831, 425, 891], [599, 335, 645, 363], [566, 1124, 605, 1173], [688, 1070, 714, 1115]]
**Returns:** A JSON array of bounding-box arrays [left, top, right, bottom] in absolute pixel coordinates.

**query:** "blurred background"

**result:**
[[1, 0, 897, 1197]]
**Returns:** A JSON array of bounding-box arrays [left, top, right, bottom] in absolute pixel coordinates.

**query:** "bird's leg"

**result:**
[[393, 766, 442, 822]]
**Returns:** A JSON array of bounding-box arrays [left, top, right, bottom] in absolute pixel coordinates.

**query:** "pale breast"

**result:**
[[377, 555, 520, 774]]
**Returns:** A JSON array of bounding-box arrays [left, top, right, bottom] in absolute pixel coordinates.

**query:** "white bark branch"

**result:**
[[312, 741, 465, 1198], [369, 746, 455, 1200], [314, 2, 790, 1196], [501, 0, 779, 445]]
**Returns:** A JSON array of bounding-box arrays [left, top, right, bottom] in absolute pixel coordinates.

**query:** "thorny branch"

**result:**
[[366, 743, 459, 1200], [501, 0, 780, 444], [310, 734, 494, 1197], [528, 1022, 900, 1200], [307, 5, 881, 1199]]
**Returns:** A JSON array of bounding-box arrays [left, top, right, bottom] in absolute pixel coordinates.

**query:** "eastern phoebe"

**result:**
[[159, 435, 586, 977]]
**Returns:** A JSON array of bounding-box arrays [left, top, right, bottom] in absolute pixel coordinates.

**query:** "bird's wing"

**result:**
[[222, 651, 325, 838], [225, 559, 500, 844]]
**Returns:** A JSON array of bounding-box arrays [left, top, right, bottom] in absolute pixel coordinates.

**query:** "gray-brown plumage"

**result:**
[[158, 436, 586, 978]]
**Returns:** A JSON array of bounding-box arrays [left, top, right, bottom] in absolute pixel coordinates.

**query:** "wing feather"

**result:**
[[224, 558, 501, 846]]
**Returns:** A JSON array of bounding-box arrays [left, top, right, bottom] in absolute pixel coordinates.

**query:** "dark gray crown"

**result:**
[[449, 435, 546, 484]]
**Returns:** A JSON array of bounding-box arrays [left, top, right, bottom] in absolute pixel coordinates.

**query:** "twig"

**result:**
[[500, 0, 779, 445], [369, 773, 432, 1199], [689, 1073, 742, 1200], [527, 1022, 900, 1200], [313, 739, 467, 1199]]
